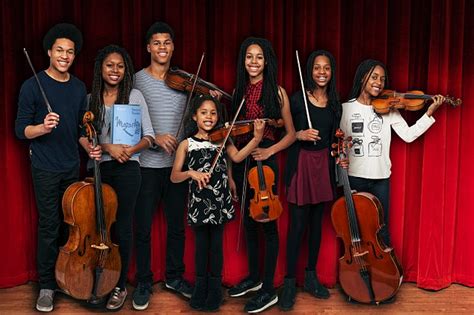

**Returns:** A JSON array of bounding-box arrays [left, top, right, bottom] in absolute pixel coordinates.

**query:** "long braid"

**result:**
[[89, 45, 135, 132], [232, 37, 281, 119]]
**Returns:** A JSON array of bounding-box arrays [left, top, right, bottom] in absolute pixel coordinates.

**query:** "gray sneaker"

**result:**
[[36, 289, 54, 312]]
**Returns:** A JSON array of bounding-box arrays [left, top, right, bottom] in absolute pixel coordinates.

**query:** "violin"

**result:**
[[372, 89, 461, 114], [208, 118, 283, 142], [330, 129, 402, 304], [55, 111, 121, 300], [248, 161, 283, 222], [165, 67, 232, 101]]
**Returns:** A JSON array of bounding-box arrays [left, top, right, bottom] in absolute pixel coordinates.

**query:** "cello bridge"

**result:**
[[91, 243, 109, 250]]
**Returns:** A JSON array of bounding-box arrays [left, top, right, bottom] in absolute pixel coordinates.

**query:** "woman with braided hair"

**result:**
[[81, 44, 154, 310]]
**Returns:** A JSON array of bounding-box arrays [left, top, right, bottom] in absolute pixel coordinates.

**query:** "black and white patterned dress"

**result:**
[[186, 137, 234, 226]]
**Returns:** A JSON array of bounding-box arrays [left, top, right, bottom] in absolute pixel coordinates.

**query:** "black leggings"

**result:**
[[100, 160, 142, 289], [233, 146, 279, 294], [193, 224, 224, 278], [285, 203, 324, 278]]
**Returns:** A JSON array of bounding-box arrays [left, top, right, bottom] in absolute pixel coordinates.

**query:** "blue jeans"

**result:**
[[348, 176, 391, 246]]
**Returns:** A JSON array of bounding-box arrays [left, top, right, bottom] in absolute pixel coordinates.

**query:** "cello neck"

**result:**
[[338, 153, 362, 243], [92, 137, 107, 241]]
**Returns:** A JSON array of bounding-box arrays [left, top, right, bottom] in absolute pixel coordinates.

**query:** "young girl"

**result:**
[[170, 95, 265, 312], [227, 37, 296, 314], [281, 50, 342, 310], [340, 59, 444, 246], [80, 45, 154, 310]]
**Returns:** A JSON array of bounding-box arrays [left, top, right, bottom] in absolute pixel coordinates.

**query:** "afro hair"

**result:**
[[43, 23, 83, 54]]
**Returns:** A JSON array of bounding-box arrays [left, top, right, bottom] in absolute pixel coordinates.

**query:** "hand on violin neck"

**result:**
[[252, 119, 265, 142], [426, 94, 445, 117], [209, 89, 223, 100], [297, 128, 321, 142], [155, 133, 178, 155], [251, 147, 273, 161]]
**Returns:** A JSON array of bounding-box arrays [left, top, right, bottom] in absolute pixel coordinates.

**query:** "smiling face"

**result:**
[[361, 65, 386, 98], [147, 33, 174, 66], [312, 55, 332, 89], [193, 100, 219, 133], [47, 38, 76, 75], [101, 52, 125, 87], [245, 44, 265, 81]]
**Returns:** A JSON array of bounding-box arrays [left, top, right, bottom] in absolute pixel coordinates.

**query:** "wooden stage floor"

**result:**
[[0, 281, 472, 314]]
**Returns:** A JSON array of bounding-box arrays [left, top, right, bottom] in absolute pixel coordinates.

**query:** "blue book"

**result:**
[[111, 104, 142, 147]]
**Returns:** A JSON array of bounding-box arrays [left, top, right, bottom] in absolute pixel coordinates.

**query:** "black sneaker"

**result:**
[[228, 278, 262, 297], [132, 282, 152, 311], [244, 290, 278, 313], [165, 278, 193, 299]]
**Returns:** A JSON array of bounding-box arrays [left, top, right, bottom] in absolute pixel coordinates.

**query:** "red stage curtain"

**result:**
[[1, 0, 473, 291]]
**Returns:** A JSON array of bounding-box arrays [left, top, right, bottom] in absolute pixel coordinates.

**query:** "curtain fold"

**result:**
[[1, 0, 472, 290]]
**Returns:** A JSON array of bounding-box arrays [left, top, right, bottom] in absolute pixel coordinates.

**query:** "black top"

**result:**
[[284, 90, 340, 187], [15, 71, 87, 171]]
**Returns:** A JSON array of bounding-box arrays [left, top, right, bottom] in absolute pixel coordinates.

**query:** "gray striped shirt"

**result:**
[[134, 69, 187, 168]]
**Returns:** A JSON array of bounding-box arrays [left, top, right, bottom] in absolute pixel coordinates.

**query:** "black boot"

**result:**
[[304, 269, 329, 299], [279, 277, 296, 311], [205, 276, 223, 312], [189, 276, 207, 310]]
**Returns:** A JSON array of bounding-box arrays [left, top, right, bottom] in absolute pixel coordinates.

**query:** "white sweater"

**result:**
[[340, 99, 435, 179]]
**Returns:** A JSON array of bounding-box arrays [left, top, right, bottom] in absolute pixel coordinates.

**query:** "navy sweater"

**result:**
[[15, 71, 87, 172]]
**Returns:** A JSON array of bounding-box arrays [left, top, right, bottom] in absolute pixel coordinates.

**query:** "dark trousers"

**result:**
[[135, 167, 187, 284], [348, 176, 391, 245], [31, 166, 79, 290], [233, 150, 279, 294], [193, 224, 224, 278], [286, 203, 324, 278], [100, 160, 141, 289]]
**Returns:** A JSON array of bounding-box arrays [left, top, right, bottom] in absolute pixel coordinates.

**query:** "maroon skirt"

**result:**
[[286, 147, 333, 206]]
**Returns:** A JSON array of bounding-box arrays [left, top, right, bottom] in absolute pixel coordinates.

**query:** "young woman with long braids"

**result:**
[[227, 37, 296, 314], [340, 59, 444, 247], [81, 44, 154, 310], [280, 50, 344, 310]]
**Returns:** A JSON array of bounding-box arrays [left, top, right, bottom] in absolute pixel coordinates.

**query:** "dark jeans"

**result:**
[[134, 167, 187, 284], [193, 224, 224, 278], [100, 160, 141, 289], [348, 176, 391, 245], [286, 202, 325, 278], [233, 146, 279, 294], [31, 166, 79, 290]]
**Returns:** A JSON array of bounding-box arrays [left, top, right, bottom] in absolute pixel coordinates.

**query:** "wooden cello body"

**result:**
[[55, 112, 121, 300], [330, 129, 403, 304]]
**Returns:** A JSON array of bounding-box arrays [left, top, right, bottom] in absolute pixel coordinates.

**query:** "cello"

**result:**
[[55, 111, 121, 300], [330, 129, 403, 304]]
